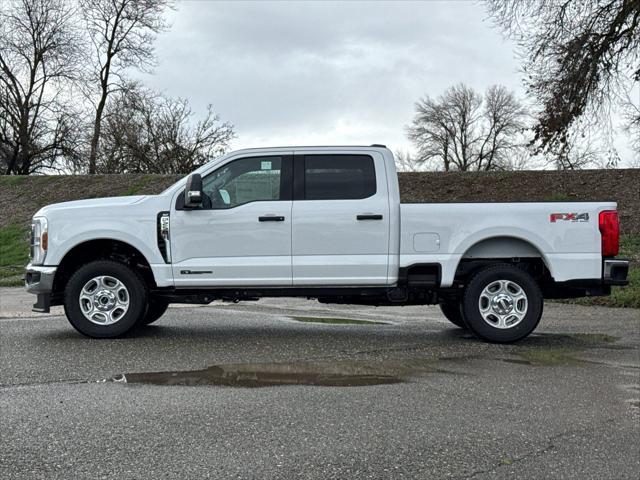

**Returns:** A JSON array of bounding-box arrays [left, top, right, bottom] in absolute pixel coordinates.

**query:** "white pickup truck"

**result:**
[[26, 145, 629, 342]]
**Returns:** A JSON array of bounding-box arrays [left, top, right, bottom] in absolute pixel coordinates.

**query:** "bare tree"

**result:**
[[621, 87, 640, 155], [0, 0, 80, 174], [407, 84, 528, 171], [82, 0, 172, 174], [549, 128, 621, 170], [394, 150, 428, 172], [97, 83, 235, 174], [486, 0, 640, 158]]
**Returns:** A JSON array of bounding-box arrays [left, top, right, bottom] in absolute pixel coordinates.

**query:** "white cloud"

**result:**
[[138, 1, 533, 156]]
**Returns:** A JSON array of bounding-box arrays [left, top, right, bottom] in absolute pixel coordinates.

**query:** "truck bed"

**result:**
[[399, 202, 615, 287]]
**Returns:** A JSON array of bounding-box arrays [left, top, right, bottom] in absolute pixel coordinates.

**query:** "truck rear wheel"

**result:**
[[462, 264, 543, 343], [439, 301, 466, 328], [63, 260, 148, 338]]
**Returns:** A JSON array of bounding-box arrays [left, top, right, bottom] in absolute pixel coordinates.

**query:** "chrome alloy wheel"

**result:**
[[79, 276, 130, 325], [478, 279, 528, 329]]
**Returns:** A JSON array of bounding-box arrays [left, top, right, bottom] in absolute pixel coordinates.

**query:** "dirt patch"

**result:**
[[399, 169, 640, 235], [0, 174, 181, 230]]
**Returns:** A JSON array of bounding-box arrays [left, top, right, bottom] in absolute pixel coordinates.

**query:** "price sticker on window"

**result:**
[[261, 161, 272, 170]]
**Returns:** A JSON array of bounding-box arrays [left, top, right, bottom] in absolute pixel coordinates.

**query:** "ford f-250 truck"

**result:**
[[25, 145, 629, 342]]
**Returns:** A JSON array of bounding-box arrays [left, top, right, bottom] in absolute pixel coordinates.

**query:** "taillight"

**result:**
[[599, 210, 619, 257]]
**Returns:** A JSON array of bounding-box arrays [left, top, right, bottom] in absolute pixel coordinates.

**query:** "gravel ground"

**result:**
[[1, 288, 639, 479]]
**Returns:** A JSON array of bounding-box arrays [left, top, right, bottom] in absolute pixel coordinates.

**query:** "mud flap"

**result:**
[[33, 293, 51, 313]]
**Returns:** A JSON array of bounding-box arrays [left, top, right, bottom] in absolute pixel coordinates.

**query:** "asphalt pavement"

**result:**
[[1, 287, 639, 479]]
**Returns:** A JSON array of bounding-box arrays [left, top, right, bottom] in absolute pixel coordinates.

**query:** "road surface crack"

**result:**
[[457, 419, 617, 479]]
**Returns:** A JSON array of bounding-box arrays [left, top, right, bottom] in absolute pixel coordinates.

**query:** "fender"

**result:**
[[452, 227, 555, 277], [47, 227, 162, 267]]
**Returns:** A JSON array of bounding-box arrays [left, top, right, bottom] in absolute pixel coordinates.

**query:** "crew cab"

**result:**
[[25, 146, 629, 342]]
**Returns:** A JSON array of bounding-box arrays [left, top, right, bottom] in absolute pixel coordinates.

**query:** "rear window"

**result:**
[[304, 155, 376, 200]]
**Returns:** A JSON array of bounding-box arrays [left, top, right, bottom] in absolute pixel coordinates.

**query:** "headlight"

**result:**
[[30, 217, 48, 265]]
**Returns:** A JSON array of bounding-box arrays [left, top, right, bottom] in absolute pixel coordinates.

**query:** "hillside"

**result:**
[[2, 169, 639, 232]]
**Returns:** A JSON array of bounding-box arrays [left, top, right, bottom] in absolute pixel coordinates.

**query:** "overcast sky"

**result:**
[[140, 0, 635, 164]]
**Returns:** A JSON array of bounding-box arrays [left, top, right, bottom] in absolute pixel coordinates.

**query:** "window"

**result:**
[[304, 155, 376, 200], [203, 156, 283, 208]]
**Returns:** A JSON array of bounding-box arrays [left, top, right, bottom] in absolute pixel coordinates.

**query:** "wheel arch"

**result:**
[[52, 238, 156, 298], [453, 234, 554, 283]]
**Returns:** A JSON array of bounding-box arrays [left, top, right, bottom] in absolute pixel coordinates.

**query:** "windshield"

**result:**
[[159, 152, 228, 195]]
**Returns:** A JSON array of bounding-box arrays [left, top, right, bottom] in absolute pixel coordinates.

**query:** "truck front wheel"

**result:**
[[63, 260, 148, 338], [462, 264, 543, 343]]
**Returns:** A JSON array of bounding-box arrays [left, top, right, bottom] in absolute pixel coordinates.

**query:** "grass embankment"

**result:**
[[0, 174, 179, 287], [0, 224, 29, 286]]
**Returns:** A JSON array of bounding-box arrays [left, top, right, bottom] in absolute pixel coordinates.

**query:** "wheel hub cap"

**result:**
[[491, 294, 514, 315], [478, 279, 528, 329], [94, 290, 117, 311], [79, 275, 130, 325]]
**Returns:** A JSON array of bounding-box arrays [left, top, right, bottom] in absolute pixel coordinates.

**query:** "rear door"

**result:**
[[171, 154, 293, 287], [291, 152, 390, 285]]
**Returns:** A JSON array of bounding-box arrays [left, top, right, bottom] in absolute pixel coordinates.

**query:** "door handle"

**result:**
[[357, 214, 383, 220], [259, 215, 285, 222]]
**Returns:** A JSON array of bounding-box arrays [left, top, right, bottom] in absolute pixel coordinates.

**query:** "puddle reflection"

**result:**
[[111, 359, 456, 388]]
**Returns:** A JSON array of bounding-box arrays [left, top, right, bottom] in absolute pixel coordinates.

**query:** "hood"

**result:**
[[34, 195, 150, 218]]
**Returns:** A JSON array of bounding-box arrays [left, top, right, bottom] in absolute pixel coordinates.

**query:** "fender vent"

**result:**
[[157, 212, 171, 263]]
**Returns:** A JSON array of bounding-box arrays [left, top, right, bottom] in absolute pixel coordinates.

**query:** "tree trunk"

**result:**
[[17, 108, 30, 174], [5, 143, 20, 174], [443, 141, 450, 171], [88, 90, 108, 174]]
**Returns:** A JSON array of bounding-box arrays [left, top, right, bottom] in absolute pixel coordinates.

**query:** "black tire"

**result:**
[[462, 264, 543, 343], [439, 301, 466, 328], [64, 260, 148, 338], [139, 298, 169, 326]]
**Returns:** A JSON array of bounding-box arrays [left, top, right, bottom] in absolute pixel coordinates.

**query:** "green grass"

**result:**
[[567, 333, 617, 344], [121, 175, 153, 196], [291, 316, 389, 325], [0, 276, 23, 287], [0, 224, 29, 286], [620, 235, 640, 262], [518, 348, 583, 366], [0, 175, 27, 187], [517, 333, 617, 366]]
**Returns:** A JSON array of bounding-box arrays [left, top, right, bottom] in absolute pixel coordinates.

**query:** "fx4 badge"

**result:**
[[550, 213, 589, 223]]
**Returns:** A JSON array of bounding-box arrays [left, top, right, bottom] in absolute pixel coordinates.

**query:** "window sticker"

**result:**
[[261, 161, 272, 170]]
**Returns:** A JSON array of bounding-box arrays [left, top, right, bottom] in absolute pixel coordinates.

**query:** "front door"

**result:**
[[171, 154, 293, 287], [291, 153, 390, 285]]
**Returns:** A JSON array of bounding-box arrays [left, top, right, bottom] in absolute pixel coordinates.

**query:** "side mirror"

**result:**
[[184, 173, 203, 208]]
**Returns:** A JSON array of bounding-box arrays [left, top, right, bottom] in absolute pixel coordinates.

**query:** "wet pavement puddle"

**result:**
[[103, 332, 625, 388], [108, 359, 457, 388], [290, 316, 389, 325]]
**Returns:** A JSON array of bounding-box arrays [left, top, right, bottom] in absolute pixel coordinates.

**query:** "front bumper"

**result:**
[[25, 264, 57, 313]]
